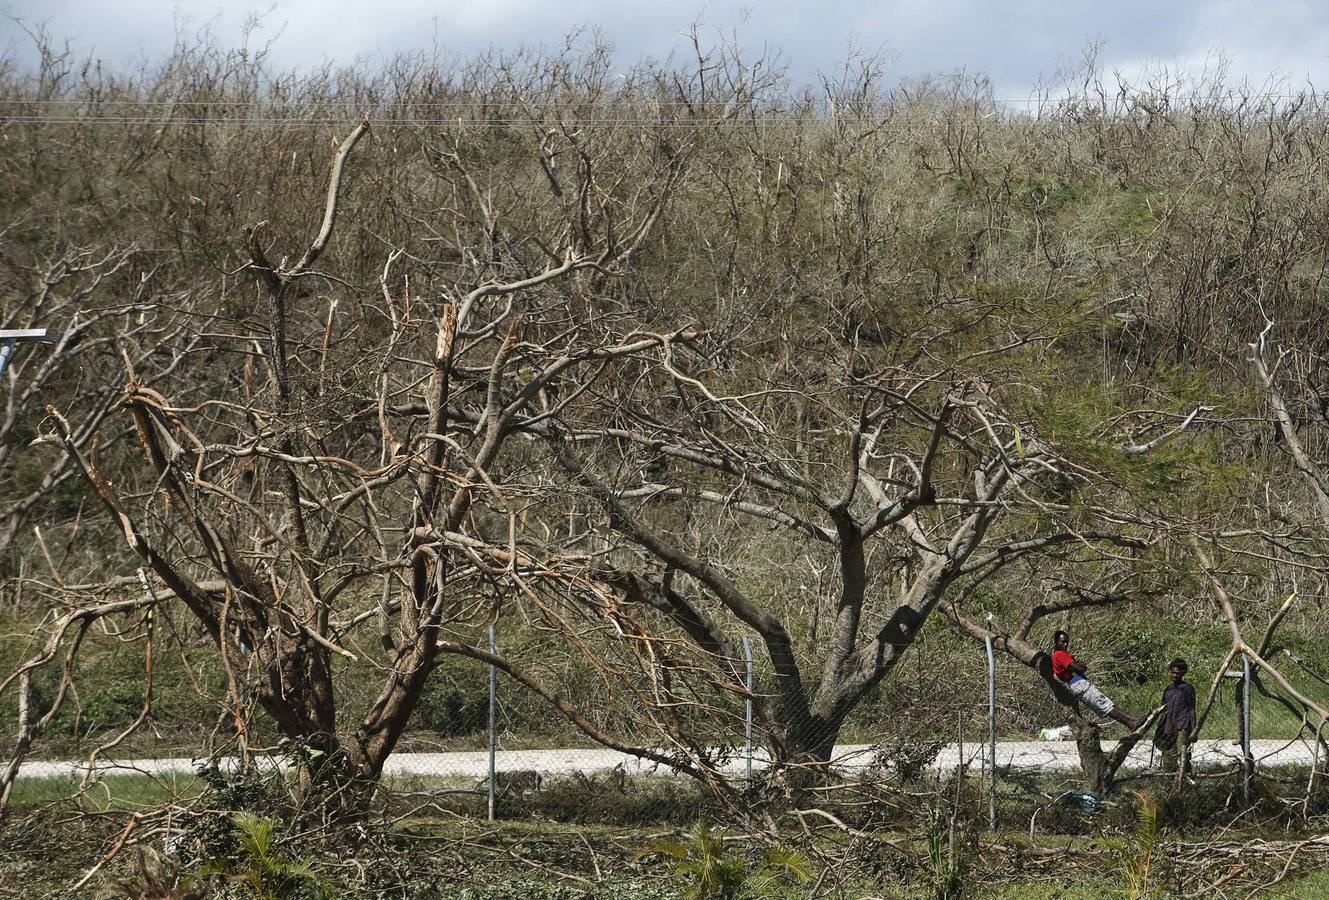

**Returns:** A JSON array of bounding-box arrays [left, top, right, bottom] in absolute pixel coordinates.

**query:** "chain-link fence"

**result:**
[[9, 617, 1329, 834]]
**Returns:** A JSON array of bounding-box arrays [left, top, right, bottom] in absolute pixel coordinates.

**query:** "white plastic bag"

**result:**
[[1038, 725, 1072, 741]]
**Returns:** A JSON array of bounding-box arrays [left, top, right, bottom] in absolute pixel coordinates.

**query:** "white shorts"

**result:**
[[1067, 677, 1115, 717]]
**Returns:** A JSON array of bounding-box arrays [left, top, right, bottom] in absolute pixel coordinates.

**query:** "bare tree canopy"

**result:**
[[3, 34, 1329, 821]]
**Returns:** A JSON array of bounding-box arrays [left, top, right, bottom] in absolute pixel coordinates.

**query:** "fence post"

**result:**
[[984, 616, 996, 831], [488, 623, 497, 821], [1242, 653, 1253, 804], [742, 636, 754, 786]]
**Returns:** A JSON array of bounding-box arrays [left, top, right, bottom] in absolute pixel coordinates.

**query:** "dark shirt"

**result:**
[[1160, 682, 1196, 737]]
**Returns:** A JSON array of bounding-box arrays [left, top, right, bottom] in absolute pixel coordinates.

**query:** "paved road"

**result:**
[[15, 738, 1318, 781]]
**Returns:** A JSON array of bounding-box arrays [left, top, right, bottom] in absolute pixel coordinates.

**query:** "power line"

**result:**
[[4, 115, 1323, 128], [0, 90, 1320, 108]]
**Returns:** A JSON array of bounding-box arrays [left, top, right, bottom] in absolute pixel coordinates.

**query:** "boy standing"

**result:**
[[1155, 658, 1196, 773]]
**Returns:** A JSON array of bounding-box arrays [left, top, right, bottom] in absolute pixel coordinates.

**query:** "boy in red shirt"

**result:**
[[1051, 629, 1143, 730]]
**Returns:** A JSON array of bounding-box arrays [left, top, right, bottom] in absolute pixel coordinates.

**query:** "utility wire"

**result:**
[[0, 90, 1320, 107]]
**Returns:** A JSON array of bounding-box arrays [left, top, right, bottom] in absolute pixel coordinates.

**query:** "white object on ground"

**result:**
[[1038, 726, 1073, 741]]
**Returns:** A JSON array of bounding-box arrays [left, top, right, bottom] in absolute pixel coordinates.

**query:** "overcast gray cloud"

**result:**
[[5, 0, 1328, 97]]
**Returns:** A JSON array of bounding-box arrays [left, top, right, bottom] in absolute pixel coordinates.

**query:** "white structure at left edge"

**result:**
[[0, 329, 55, 383]]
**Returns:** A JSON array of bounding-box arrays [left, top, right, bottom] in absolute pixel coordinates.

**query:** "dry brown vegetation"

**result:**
[[2, 31, 1329, 855]]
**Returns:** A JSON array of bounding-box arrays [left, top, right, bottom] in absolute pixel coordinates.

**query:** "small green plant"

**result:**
[[1117, 793, 1161, 899], [645, 821, 812, 899], [196, 812, 333, 899], [923, 804, 968, 899]]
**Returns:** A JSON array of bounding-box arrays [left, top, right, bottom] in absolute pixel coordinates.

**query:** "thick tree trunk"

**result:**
[[241, 640, 387, 820], [772, 712, 845, 799], [782, 713, 843, 769], [348, 653, 436, 782], [1071, 718, 1114, 793], [1070, 709, 1160, 794]]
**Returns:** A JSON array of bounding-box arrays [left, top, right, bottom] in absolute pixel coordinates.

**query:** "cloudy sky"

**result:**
[[5, 0, 1328, 99]]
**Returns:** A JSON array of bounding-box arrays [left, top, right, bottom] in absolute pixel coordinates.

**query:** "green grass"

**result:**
[[5, 772, 203, 810], [1264, 866, 1329, 898]]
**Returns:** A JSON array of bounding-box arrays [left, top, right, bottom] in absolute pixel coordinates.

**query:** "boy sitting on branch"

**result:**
[[1051, 629, 1144, 730]]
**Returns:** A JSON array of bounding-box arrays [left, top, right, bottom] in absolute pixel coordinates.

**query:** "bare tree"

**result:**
[[537, 336, 1174, 778], [4, 44, 784, 811]]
